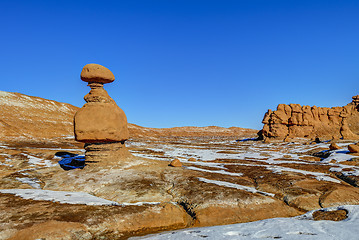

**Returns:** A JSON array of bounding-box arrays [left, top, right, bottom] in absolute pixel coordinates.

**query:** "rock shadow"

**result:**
[[55, 151, 97, 171]]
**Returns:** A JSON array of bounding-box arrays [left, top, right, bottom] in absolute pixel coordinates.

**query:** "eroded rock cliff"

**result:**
[[260, 95, 359, 141]]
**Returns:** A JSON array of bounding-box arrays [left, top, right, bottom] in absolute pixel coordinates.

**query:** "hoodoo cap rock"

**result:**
[[80, 63, 115, 84]]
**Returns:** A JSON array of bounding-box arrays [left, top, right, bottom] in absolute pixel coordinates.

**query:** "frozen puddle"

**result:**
[[134, 205, 359, 240]]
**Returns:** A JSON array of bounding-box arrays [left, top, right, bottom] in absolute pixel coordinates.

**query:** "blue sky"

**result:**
[[1, 0, 359, 129]]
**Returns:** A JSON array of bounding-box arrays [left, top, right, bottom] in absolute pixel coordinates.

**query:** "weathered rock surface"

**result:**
[[0, 90, 256, 145], [0, 193, 190, 240], [74, 64, 129, 143], [80, 63, 115, 84], [329, 142, 341, 150], [84, 142, 132, 162], [7, 221, 92, 240], [0, 90, 80, 146], [3, 134, 359, 239], [348, 143, 359, 153], [260, 95, 359, 140], [169, 159, 182, 167], [312, 209, 348, 221], [74, 64, 131, 162], [3, 91, 359, 239]]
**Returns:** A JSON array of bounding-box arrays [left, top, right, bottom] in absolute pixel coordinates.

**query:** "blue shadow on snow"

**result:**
[[55, 151, 86, 171]]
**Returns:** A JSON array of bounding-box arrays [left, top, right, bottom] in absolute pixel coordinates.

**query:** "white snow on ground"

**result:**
[[0, 189, 119, 205], [330, 165, 359, 177], [0, 189, 162, 206], [121, 201, 161, 206], [24, 147, 85, 152], [15, 177, 41, 189], [198, 177, 275, 197], [0, 144, 11, 149], [0, 91, 73, 112], [21, 153, 57, 167], [321, 150, 353, 163], [132, 140, 357, 184], [186, 166, 243, 177], [126, 141, 147, 147], [265, 165, 341, 183], [0, 91, 13, 98], [61, 135, 75, 139], [130, 153, 169, 161], [133, 205, 359, 240], [0, 162, 13, 167]]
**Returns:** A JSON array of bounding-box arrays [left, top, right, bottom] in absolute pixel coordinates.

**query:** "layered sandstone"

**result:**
[[2, 90, 359, 238], [0, 90, 256, 145], [74, 64, 129, 143], [0, 90, 80, 147], [260, 95, 359, 140], [74, 64, 131, 162]]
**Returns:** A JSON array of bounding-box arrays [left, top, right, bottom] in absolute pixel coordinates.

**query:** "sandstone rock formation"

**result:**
[[0, 91, 79, 146], [169, 159, 182, 167], [260, 95, 359, 140], [348, 143, 359, 153], [312, 209, 348, 221], [3, 101, 359, 239], [74, 64, 131, 162], [0, 90, 257, 145], [329, 142, 341, 150]]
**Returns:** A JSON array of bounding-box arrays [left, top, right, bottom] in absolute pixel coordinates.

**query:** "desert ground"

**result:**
[[1, 90, 359, 239]]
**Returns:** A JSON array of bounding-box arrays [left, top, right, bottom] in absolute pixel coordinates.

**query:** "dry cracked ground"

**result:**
[[2, 135, 359, 239]]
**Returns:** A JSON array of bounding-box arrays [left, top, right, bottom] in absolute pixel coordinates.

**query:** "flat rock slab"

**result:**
[[2, 137, 359, 238], [0, 193, 190, 240]]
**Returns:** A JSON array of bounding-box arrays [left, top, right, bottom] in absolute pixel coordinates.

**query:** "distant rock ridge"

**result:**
[[0, 90, 78, 144], [0, 90, 256, 144], [260, 95, 359, 141]]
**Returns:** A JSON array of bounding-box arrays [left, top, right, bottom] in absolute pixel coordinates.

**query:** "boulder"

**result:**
[[312, 209, 348, 221], [80, 63, 115, 84], [169, 159, 182, 167], [348, 144, 359, 153], [329, 143, 341, 150]]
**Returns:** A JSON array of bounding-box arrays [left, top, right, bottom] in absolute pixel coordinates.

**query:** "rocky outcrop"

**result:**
[[0, 91, 79, 146], [0, 90, 256, 146], [74, 64, 131, 162], [329, 143, 341, 150], [169, 159, 182, 167], [348, 143, 359, 153], [3, 119, 359, 238], [260, 95, 359, 140]]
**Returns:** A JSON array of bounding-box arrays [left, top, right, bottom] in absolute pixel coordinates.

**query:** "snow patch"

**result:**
[[186, 166, 243, 177], [134, 205, 359, 240], [266, 165, 341, 183], [15, 177, 41, 189], [0, 189, 119, 205], [21, 153, 57, 167], [198, 177, 275, 197], [0, 189, 163, 207]]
